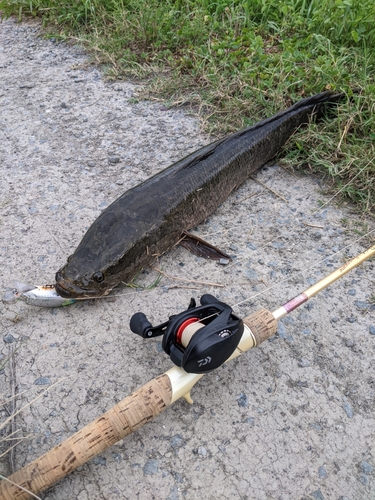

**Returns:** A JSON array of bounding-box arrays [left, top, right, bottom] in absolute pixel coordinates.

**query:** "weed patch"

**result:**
[[0, 0, 374, 213]]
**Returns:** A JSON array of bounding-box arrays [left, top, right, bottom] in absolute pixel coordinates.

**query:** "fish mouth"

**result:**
[[55, 272, 99, 299]]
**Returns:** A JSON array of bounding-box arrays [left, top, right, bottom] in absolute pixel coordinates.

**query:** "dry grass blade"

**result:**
[[0, 377, 71, 496], [0, 474, 42, 500], [0, 389, 29, 411], [302, 222, 325, 229], [314, 156, 375, 213], [0, 434, 33, 460], [0, 0, 374, 215], [0, 428, 23, 442], [0, 377, 70, 433], [249, 175, 288, 202], [153, 268, 224, 287], [279, 165, 300, 178], [8, 348, 17, 473], [232, 228, 375, 309], [337, 117, 354, 151]]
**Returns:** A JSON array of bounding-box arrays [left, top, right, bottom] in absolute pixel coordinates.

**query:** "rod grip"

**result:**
[[243, 308, 278, 346], [0, 374, 172, 500]]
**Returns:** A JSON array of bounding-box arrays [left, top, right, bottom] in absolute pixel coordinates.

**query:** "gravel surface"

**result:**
[[1, 17, 375, 500]]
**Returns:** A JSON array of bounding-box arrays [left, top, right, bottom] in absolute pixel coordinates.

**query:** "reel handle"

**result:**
[[130, 312, 153, 337], [130, 313, 170, 338]]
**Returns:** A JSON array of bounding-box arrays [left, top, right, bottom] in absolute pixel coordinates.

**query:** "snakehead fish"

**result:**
[[55, 91, 343, 299]]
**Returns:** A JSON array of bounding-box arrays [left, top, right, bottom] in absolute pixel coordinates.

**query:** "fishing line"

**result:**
[[115, 222, 374, 309], [230, 227, 375, 310], [308, 155, 374, 216], [111, 158, 375, 308], [114, 228, 374, 323], [193, 217, 374, 291], [189, 167, 372, 284], [177, 160, 375, 302]]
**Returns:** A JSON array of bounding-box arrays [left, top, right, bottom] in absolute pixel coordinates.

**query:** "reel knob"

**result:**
[[130, 313, 153, 337]]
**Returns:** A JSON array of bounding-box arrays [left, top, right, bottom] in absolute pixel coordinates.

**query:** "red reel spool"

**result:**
[[176, 317, 200, 345]]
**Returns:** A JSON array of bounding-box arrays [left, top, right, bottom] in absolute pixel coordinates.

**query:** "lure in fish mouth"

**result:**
[[55, 263, 114, 299], [55, 91, 345, 300], [2, 282, 77, 307], [55, 272, 99, 299], [55, 270, 113, 298]]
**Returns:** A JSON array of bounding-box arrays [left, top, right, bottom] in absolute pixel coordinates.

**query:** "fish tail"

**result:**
[[228, 90, 346, 142], [289, 90, 346, 118]]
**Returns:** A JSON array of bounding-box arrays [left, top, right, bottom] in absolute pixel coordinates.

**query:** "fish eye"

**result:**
[[93, 272, 104, 283]]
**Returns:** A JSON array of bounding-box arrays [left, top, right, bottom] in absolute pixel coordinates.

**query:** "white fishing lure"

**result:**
[[2, 282, 77, 307]]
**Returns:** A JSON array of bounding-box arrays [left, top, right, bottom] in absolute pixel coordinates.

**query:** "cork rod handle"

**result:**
[[0, 374, 173, 500], [242, 308, 278, 346], [0, 310, 278, 499]]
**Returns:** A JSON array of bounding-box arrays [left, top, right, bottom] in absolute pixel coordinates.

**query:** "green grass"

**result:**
[[0, 0, 374, 213]]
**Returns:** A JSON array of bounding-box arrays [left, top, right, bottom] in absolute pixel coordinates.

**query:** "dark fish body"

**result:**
[[56, 92, 343, 298]]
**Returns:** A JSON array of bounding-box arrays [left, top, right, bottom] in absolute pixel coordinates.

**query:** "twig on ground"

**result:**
[[80, 96, 102, 108], [337, 117, 353, 151], [279, 164, 300, 178], [153, 268, 224, 287], [250, 176, 288, 202], [302, 222, 325, 229], [8, 349, 17, 474], [233, 192, 258, 204]]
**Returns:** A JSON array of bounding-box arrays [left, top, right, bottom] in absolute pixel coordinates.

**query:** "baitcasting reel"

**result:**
[[130, 294, 243, 374]]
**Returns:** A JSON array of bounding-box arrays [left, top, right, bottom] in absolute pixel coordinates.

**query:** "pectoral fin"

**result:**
[[179, 231, 232, 262]]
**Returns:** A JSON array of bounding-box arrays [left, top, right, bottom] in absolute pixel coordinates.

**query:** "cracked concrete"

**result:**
[[1, 16, 375, 500]]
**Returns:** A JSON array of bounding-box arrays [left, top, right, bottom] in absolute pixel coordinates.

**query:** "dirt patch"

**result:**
[[1, 17, 375, 500]]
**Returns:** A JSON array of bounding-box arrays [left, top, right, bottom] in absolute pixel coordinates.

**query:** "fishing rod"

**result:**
[[0, 243, 374, 500]]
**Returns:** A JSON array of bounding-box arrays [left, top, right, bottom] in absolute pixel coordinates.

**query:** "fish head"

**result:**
[[55, 267, 112, 298], [55, 273, 99, 299], [55, 202, 155, 299], [54, 208, 131, 298], [55, 248, 115, 299]]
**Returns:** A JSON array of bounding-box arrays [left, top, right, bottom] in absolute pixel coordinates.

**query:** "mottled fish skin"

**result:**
[[55, 92, 344, 299]]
